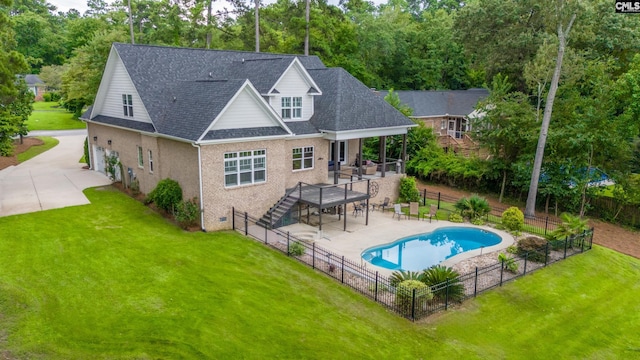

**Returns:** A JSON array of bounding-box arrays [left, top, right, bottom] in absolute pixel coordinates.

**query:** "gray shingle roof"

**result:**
[[24, 74, 44, 86], [89, 115, 156, 133], [379, 89, 489, 117], [308, 68, 415, 131], [284, 121, 320, 135], [202, 127, 290, 141]]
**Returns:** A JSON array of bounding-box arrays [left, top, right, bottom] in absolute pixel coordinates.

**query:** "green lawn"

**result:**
[[16, 136, 58, 162], [0, 187, 638, 359], [27, 101, 86, 130]]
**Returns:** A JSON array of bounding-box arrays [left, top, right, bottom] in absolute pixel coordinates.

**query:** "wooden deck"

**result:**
[[290, 183, 369, 209]]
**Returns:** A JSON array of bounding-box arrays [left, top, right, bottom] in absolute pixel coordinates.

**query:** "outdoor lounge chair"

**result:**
[[377, 197, 390, 212], [392, 203, 404, 220], [426, 204, 438, 223], [353, 203, 364, 217], [409, 202, 419, 220]]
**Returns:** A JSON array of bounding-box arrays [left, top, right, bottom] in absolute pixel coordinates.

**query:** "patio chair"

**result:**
[[392, 203, 404, 220], [409, 202, 419, 220], [426, 204, 438, 223], [353, 203, 364, 217], [377, 197, 390, 212]]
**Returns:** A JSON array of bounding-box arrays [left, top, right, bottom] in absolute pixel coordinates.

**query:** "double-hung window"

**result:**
[[224, 150, 266, 187], [281, 97, 302, 119], [148, 150, 154, 173], [292, 146, 314, 170], [122, 94, 134, 117]]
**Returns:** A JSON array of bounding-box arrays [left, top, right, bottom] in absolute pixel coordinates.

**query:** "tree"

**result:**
[[524, 5, 576, 218], [9, 79, 35, 144], [0, 0, 30, 155]]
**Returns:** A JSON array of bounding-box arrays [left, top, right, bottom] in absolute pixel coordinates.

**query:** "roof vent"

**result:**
[[242, 58, 245, 63], [208, 72, 213, 78], [173, 96, 177, 102]]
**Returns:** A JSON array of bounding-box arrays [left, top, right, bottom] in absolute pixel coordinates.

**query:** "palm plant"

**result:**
[[389, 270, 422, 287], [454, 194, 491, 220], [420, 265, 465, 302], [549, 212, 589, 240]]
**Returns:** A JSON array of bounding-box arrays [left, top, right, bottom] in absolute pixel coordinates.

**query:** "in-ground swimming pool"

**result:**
[[361, 227, 502, 271]]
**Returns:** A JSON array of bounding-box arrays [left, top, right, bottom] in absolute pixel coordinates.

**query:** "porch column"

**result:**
[[402, 133, 407, 174], [380, 136, 387, 178], [357, 138, 363, 180], [333, 140, 340, 184]]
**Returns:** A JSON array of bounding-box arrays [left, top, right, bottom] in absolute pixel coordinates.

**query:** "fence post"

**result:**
[[341, 256, 345, 283], [375, 272, 379, 302], [437, 192, 441, 209], [564, 236, 568, 259], [544, 242, 549, 266], [287, 232, 290, 256], [312, 242, 316, 269], [232, 207, 235, 230], [474, 267, 478, 297], [423, 189, 426, 206], [244, 212, 248, 236], [523, 253, 528, 275], [581, 231, 585, 253], [264, 224, 267, 244], [411, 288, 416, 321], [445, 278, 450, 310], [500, 259, 504, 286], [544, 216, 549, 236]]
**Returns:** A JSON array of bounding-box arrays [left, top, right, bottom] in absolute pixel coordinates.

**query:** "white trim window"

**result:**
[[292, 146, 314, 170], [137, 146, 143, 168], [122, 94, 134, 117], [224, 150, 266, 187], [281, 96, 302, 119], [148, 150, 154, 173]]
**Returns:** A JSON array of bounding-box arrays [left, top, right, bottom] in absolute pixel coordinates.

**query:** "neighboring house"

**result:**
[[380, 89, 489, 155], [24, 74, 46, 101], [81, 43, 415, 232]]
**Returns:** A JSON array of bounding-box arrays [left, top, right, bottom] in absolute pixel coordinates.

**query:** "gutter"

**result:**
[[192, 142, 206, 232]]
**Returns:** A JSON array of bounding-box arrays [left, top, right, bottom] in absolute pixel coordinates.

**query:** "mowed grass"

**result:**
[[27, 101, 85, 130], [0, 187, 638, 359], [16, 136, 58, 163]]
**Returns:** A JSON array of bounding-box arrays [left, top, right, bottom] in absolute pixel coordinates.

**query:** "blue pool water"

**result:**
[[361, 227, 502, 271]]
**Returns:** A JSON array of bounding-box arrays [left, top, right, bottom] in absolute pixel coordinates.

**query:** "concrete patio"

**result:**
[[279, 207, 515, 276]]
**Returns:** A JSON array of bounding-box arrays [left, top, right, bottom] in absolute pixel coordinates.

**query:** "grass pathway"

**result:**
[[27, 102, 85, 130]]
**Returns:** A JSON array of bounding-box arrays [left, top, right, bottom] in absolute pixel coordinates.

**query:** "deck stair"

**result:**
[[257, 184, 301, 229]]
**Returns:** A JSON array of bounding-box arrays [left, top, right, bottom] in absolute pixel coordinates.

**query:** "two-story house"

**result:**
[[82, 43, 415, 231]]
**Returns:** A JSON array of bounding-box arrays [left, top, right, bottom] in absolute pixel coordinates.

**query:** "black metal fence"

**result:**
[[232, 208, 593, 321], [420, 189, 562, 236]]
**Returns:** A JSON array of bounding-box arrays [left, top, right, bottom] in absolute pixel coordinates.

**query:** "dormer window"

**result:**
[[281, 97, 302, 119], [122, 94, 133, 117]]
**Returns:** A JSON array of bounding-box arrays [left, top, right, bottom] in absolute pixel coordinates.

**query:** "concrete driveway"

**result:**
[[0, 130, 112, 217]]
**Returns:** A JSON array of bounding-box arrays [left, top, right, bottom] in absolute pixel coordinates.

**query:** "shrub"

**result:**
[[395, 280, 433, 317], [289, 241, 306, 256], [130, 178, 140, 196], [398, 176, 420, 203], [390, 270, 422, 287], [516, 236, 549, 263], [43, 92, 52, 102], [420, 265, 465, 302], [454, 194, 490, 220], [471, 218, 484, 226], [83, 137, 90, 167], [506, 244, 518, 254], [448, 213, 464, 223], [548, 212, 589, 240], [502, 207, 524, 232], [174, 198, 200, 229], [147, 178, 183, 212], [498, 252, 519, 273]]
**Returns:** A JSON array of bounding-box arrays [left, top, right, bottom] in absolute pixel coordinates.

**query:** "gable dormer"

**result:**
[[90, 46, 152, 124], [267, 58, 321, 121]]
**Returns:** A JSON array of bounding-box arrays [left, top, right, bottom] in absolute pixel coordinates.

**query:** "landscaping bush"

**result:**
[[395, 280, 433, 317], [454, 194, 490, 220], [130, 178, 140, 196], [516, 236, 549, 263], [174, 198, 200, 229], [502, 207, 524, 232], [498, 252, 519, 273], [471, 218, 484, 226], [547, 212, 589, 240], [147, 178, 183, 212], [448, 213, 464, 223], [398, 176, 420, 203], [390, 270, 422, 287], [289, 241, 306, 256], [420, 265, 464, 302], [83, 137, 90, 167]]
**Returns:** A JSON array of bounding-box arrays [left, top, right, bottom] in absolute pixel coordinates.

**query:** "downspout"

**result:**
[[192, 142, 205, 231]]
